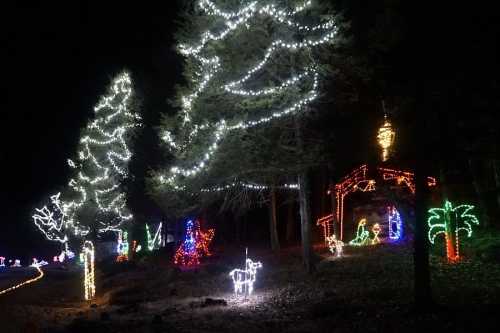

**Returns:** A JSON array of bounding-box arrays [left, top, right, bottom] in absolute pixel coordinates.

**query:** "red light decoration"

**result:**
[[378, 167, 436, 194], [174, 219, 215, 267], [321, 165, 438, 244], [333, 165, 375, 240]]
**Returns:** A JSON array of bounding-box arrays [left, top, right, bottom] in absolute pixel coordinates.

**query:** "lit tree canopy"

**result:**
[[149, 0, 338, 215], [33, 72, 141, 242]]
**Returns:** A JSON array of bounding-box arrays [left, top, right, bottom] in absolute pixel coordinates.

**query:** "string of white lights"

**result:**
[[159, 1, 335, 189], [200, 181, 299, 193], [33, 73, 139, 242]]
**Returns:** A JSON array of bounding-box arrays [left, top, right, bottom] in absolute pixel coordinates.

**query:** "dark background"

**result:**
[[2, 0, 499, 260], [1, 1, 182, 258]]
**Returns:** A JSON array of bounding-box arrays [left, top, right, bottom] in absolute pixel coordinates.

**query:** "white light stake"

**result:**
[[83, 241, 95, 300], [229, 248, 262, 298]]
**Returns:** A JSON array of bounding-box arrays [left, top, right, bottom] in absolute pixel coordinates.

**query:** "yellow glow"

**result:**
[[83, 241, 95, 300], [377, 116, 395, 162], [0, 266, 44, 296]]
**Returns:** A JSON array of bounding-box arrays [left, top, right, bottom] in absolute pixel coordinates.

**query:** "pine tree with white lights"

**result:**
[[150, 1, 337, 270], [34, 72, 141, 243]]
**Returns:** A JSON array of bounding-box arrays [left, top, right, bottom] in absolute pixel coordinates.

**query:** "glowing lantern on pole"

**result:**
[[377, 114, 396, 162]]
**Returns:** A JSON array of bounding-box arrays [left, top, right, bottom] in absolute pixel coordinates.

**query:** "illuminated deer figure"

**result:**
[[229, 252, 262, 297], [428, 201, 479, 262]]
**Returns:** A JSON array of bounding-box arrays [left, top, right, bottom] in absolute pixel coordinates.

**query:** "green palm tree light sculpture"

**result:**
[[428, 201, 479, 262]]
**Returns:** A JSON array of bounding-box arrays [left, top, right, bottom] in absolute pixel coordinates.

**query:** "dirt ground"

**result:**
[[1, 241, 500, 332]]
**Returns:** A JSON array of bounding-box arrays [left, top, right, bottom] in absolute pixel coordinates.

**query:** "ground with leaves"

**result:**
[[1, 241, 500, 332]]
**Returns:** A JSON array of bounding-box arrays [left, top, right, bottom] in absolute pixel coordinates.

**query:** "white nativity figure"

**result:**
[[326, 234, 344, 257], [229, 258, 262, 297]]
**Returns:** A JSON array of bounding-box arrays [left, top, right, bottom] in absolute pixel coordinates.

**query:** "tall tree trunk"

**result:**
[[468, 158, 490, 227], [295, 116, 315, 273], [286, 193, 295, 244], [298, 171, 315, 273], [269, 188, 280, 252], [414, 90, 433, 310], [493, 159, 500, 211]]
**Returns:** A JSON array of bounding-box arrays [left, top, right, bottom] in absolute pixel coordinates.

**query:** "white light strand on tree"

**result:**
[[158, 0, 336, 189], [32, 193, 68, 244], [200, 181, 299, 193], [62, 72, 139, 237]]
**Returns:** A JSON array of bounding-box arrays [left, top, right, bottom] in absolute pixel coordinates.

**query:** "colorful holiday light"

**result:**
[[0, 266, 44, 296], [83, 241, 95, 300], [11, 260, 21, 267], [30, 259, 48, 267], [371, 223, 381, 245], [326, 234, 343, 257], [325, 165, 437, 243], [378, 167, 436, 194], [116, 230, 129, 262], [0, 257, 5, 267], [229, 249, 262, 297], [146, 223, 163, 251], [428, 201, 479, 262], [158, 0, 337, 190], [174, 219, 215, 267], [387, 206, 403, 241], [377, 115, 396, 162], [349, 219, 370, 246]]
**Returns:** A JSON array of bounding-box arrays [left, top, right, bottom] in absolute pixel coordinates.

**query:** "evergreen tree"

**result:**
[[33, 72, 141, 243], [149, 0, 338, 270]]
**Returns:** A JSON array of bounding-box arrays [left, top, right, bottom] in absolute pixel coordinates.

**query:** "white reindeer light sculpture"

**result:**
[[229, 249, 262, 297]]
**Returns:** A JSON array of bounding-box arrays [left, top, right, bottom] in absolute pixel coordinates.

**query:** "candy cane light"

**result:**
[[83, 241, 95, 300]]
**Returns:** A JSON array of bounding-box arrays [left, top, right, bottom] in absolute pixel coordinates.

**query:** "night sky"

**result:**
[[2, 1, 500, 258], [1, 1, 181, 257]]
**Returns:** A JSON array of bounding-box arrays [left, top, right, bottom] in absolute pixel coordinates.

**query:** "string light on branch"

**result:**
[[83, 241, 95, 300], [32, 193, 68, 244], [200, 181, 299, 193], [62, 72, 139, 238], [428, 201, 479, 262], [158, 0, 337, 190]]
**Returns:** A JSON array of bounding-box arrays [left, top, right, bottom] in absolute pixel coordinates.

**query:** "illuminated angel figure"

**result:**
[[428, 201, 479, 262], [229, 258, 262, 297], [349, 219, 370, 246], [174, 219, 214, 266], [32, 193, 68, 244], [326, 234, 344, 257]]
